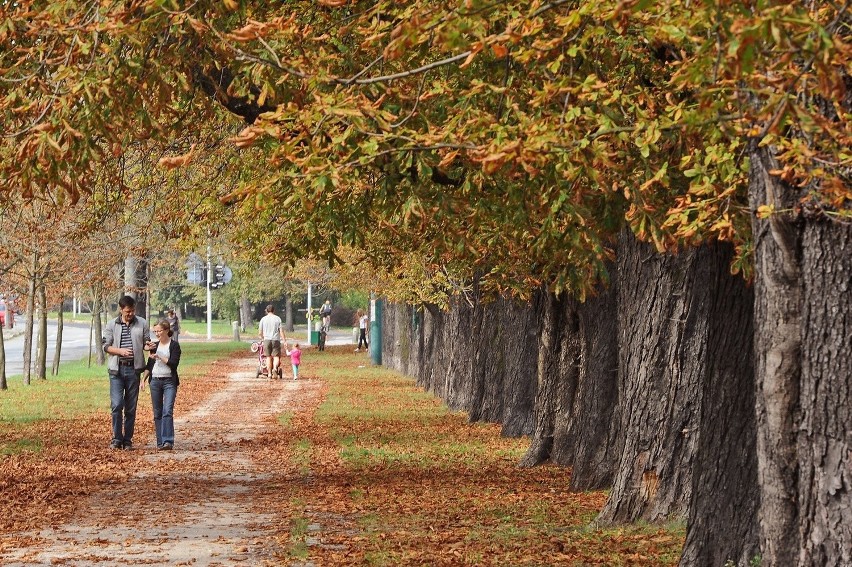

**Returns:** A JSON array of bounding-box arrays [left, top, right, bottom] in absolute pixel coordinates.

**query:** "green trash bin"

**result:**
[[310, 330, 320, 345]]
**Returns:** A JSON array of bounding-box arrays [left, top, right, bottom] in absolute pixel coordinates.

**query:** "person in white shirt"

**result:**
[[258, 304, 284, 378]]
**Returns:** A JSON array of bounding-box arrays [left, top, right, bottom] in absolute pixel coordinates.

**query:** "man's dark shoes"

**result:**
[[110, 440, 123, 450], [123, 441, 133, 451], [158, 443, 173, 451]]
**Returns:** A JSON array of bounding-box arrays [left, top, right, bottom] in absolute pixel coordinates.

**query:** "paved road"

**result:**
[[2, 323, 358, 378], [2, 321, 97, 378]]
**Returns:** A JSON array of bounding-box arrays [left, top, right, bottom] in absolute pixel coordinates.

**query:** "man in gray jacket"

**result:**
[[103, 296, 151, 450]]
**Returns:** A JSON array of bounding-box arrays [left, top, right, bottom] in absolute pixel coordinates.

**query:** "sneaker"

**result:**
[[110, 440, 123, 450], [123, 441, 133, 451], [354, 348, 360, 352], [159, 443, 173, 451]]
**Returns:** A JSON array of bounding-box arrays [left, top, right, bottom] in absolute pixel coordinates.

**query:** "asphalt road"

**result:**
[[2, 321, 98, 378]]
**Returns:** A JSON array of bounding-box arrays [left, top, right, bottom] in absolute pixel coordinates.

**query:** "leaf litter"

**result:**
[[0, 346, 683, 565]]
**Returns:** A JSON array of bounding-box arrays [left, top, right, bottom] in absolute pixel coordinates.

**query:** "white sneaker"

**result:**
[[354, 348, 360, 352]]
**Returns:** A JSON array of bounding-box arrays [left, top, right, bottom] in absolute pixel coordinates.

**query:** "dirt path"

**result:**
[[1, 357, 321, 567]]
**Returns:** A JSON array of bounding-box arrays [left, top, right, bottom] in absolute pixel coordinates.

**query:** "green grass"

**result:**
[[0, 341, 247, 427]]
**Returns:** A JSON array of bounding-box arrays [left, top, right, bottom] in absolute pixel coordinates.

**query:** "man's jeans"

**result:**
[[149, 377, 178, 447], [110, 365, 141, 445]]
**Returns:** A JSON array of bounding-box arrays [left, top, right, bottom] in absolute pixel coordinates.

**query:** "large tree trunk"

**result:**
[[598, 231, 705, 524], [797, 219, 852, 565], [544, 294, 582, 466], [519, 290, 578, 467], [562, 268, 622, 492], [750, 146, 804, 564], [679, 244, 759, 566]]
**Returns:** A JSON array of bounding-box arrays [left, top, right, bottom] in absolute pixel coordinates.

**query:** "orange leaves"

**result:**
[[317, 0, 349, 6], [227, 20, 271, 42], [232, 126, 261, 148], [157, 143, 197, 169]]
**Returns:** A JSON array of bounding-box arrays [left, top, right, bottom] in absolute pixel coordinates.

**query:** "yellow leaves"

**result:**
[[222, 0, 239, 10], [755, 204, 775, 219], [317, 0, 349, 6], [158, 144, 197, 169]]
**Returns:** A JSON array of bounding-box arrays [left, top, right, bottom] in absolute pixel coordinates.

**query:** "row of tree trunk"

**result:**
[[381, 206, 851, 565]]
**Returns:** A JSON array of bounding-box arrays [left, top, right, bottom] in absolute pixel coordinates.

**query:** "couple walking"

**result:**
[[103, 296, 181, 451], [259, 304, 301, 381]]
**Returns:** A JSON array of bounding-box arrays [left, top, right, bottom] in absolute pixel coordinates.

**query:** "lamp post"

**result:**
[[206, 244, 212, 340]]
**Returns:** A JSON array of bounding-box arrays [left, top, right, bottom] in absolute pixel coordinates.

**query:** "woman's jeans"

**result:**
[[110, 366, 141, 445], [150, 377, 178, 447], [358, 329, 369, 349]]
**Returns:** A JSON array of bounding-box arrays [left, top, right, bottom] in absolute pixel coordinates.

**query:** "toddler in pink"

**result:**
[[285, 343, 302, 381]]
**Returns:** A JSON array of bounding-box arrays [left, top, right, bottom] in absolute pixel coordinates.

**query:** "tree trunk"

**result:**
[[563, 268, 622, 492], [679, 243, 759, 567], [52, 304, 64, 376], [750, 146, 803, 564], [22, 263, 36, 385], [91, 289, 105, 366], [240, 296, 252, 332], [796, 218, 852, 565], [598, 231, 705, 524], [519, 289, 577, 467], [284, 294, 294, 332], [547, 295, 582, 466], [36, 284, 47, 380], [0, 323, 6, 390]]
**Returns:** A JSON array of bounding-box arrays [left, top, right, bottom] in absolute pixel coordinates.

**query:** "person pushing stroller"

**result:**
[[258, 304, 285, 379]]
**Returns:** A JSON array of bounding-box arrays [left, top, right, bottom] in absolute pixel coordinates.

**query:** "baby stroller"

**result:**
[[251, 341, 283, 379], [251, 341, 270, 379]]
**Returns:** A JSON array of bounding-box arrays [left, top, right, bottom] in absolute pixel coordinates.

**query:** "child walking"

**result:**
[[285, 342, 302, 381]]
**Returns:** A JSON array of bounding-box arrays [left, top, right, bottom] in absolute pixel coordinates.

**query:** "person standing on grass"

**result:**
[[285, 342, 302, 381], [102, 295, 150, 450], [355, 309, 369, 352], [258, 304, 284, 378], [142, 320, 181, 451], [165, 309, 181, 343]]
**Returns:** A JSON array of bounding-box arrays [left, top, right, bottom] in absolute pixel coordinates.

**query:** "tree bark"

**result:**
[[562, 268, 622, 492], [0, 323, 6, 390], [91, 289, 105, 367], [240, 296, 252, 332], [284, 294, 294, 332], [750, 146, 803, 564], [796, 219, 852, 566], [52, 304, 64, 376], [679, 244, 759, 567], [22, 260, 36, 385], [519, 289, 577, 467], [598, 231, 705, 524], [35, 284, 47, 380]]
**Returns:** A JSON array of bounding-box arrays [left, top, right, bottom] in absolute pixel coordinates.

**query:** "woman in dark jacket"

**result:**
[[144, 320, 182, 450]]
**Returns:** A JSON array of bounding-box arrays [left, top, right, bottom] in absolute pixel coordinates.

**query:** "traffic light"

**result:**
[[207, 264, 227, 289]]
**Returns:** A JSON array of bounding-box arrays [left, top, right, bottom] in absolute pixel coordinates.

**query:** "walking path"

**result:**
[[0, 356, 323, 566]]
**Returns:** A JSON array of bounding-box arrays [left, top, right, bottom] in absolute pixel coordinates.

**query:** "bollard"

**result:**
[[370, 295, 382, 366], [232, 321, 240, 341]]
